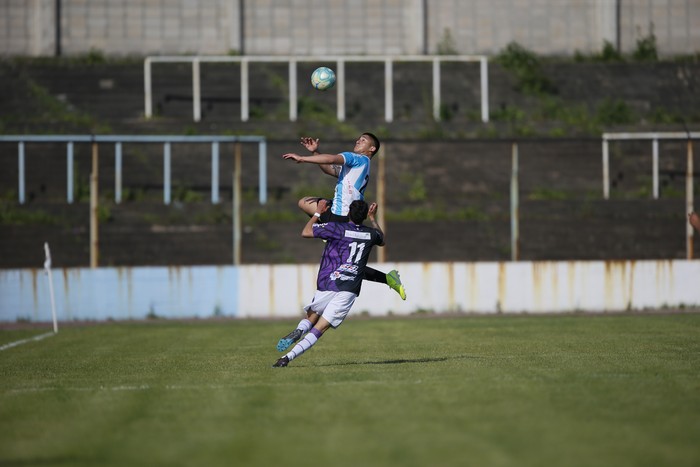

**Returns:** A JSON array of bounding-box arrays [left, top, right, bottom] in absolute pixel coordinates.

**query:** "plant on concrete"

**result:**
[[0, 204, 62, 225], [633, 25, 658, 62], [436, 28, 458, 55], [574, 40, 624, 63], [595, 98, 635, 125], [496, 42, 557, 96], [528, 187, 573, 201]]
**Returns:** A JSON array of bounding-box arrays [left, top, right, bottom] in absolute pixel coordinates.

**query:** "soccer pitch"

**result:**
[[1, 313, 699, 467]]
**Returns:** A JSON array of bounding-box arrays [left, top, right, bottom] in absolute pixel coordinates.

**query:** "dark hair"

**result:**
[[363, 132, 380, 156], [348, 200, 369, 224]]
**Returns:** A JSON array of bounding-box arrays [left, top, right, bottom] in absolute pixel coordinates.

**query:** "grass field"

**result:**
[[1, 313, 699, 467]]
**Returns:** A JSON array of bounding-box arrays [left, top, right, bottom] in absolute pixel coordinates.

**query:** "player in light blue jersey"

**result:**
[[282, 133, 406, 301], [273, 199, 384, 367]]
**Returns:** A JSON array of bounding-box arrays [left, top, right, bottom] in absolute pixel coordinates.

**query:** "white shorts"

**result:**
[[303, 290, 358, 328]]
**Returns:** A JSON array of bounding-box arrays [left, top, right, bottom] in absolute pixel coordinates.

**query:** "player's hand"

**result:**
[[282, 153, 304, 163], [368, 202, 378, 219], [317, 199, 330, 213], [300, 137, 319, 153]]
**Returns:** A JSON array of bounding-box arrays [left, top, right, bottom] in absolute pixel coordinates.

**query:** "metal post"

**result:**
[[289, 60, 297, 121], [384, 59, 393, 122], [66, 142, 74, 203], [144, 58, 152, 118], [241, 59, 249, 122], [337, 59, 345, 122], [55, 0, 62, 56], [163, 142, 171, 205], [43, 242, 58, 333], [422, 0, 428, 55], [602, 138, 610, 199], [510, 142, 519, 261], [211, 142, 219, 204], [233, 143, 242, 265], [114, 142, 122, 204], [18, 142, 25, 204], [377, 143, 386, 263], [652, 138, 659, 199], [239, 0, 245, 55], [687, 139, 694, 259], [90, 142, 99, 268], [480, 56, 489, 122], [193, 58, 201, 122], [432, 58, 440, 121], [258, 139, 267, 205]]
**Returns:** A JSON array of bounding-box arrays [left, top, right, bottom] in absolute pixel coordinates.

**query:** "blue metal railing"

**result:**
[[0, 134, 267, 205]]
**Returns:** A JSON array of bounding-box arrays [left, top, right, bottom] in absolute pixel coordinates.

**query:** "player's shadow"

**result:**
[[319, 355, 476, 367]]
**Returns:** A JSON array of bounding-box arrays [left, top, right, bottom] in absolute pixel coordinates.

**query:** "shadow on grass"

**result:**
[[318, 355, 478, 367]]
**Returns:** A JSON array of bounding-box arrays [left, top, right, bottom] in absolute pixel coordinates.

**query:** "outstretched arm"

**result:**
[[367, 202, 385, 246], [285, 137, 343, 177], [282, 152, 344, 166], [302, 199, 330, 238]]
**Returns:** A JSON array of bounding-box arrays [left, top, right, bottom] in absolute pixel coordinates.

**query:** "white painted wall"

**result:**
[[1, 260, 698, 323]]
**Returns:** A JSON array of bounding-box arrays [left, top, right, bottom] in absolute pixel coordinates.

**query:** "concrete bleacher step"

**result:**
[[1, 60, 698, 267]]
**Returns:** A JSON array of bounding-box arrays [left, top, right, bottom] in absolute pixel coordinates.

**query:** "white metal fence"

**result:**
[[602, 131, 699, 259], [144, 55, 490, 123]]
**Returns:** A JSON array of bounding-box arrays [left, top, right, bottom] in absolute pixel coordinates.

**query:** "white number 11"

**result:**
[[347, 242, 365, 264]]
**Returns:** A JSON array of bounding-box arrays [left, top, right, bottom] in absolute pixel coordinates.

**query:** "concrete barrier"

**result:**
[[1, 260, 699, 323]]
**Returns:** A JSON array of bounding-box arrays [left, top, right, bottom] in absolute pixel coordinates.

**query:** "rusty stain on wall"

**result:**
[[447, 262, 455, 312], [497, 262, 507, 313], [467, 262, 478, 311]]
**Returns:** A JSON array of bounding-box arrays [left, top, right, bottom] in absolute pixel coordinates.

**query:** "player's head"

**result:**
[[348, 200, 369, 224], [355, 132, 380, 156]]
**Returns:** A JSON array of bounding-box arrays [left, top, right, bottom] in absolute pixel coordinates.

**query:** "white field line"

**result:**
[[0, 332, 55, 352], [6, 384, 230, 394], [4, 380, 425, 395]]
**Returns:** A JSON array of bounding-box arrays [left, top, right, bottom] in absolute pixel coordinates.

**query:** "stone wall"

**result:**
[[1, 0, 699, 57]]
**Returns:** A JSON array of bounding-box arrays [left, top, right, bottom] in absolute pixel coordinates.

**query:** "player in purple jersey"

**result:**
[[272, 199, 384, 368], [282, 133, 406, 300]]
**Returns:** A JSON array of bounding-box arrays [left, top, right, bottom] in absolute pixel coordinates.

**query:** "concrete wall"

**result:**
[[2, 260, 699, 323], [1, 0, 698, 57]]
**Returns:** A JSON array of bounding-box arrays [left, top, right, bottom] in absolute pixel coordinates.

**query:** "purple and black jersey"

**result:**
[[312, 221, 384, 295]]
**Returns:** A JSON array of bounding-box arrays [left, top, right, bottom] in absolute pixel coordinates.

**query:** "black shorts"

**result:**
[[309, 197, 348, 223]]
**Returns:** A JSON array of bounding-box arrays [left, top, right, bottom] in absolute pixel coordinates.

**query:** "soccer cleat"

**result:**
[[277, 329, 303, 352], [272, 356, 289, 368], [386, 270, 406, 300]]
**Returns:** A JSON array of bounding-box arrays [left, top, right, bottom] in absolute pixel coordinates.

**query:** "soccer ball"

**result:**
[[311, 67, 336, 91]]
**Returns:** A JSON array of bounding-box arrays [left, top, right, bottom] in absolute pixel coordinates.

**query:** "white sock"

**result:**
[[286, 328, 321, 361], [297, 318, 313, 333]]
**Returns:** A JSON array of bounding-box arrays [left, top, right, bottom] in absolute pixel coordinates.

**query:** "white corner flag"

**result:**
[[44, 242, 58, 333]]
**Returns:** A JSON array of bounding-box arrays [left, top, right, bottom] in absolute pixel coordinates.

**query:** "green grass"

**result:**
[[1, 314, 699, 467]]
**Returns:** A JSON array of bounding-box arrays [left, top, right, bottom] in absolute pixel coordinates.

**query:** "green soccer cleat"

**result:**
[[386, 270, 406, 300]]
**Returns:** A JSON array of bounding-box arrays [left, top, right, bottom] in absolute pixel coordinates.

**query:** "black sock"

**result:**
[[364, 267, 387, 284]]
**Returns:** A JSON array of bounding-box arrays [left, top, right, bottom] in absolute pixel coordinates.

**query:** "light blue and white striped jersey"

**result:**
[[331, 151, 371, 216]]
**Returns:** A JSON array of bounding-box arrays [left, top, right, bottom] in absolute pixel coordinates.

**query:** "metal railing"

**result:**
[[143, 55, 490, 123], [0, 134, 268, 205], [602, 132, 698, 259], [0, 134, 268, 267]]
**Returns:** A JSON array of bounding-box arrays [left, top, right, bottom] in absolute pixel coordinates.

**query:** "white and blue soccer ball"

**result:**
[[311, 67, 336, 91]]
